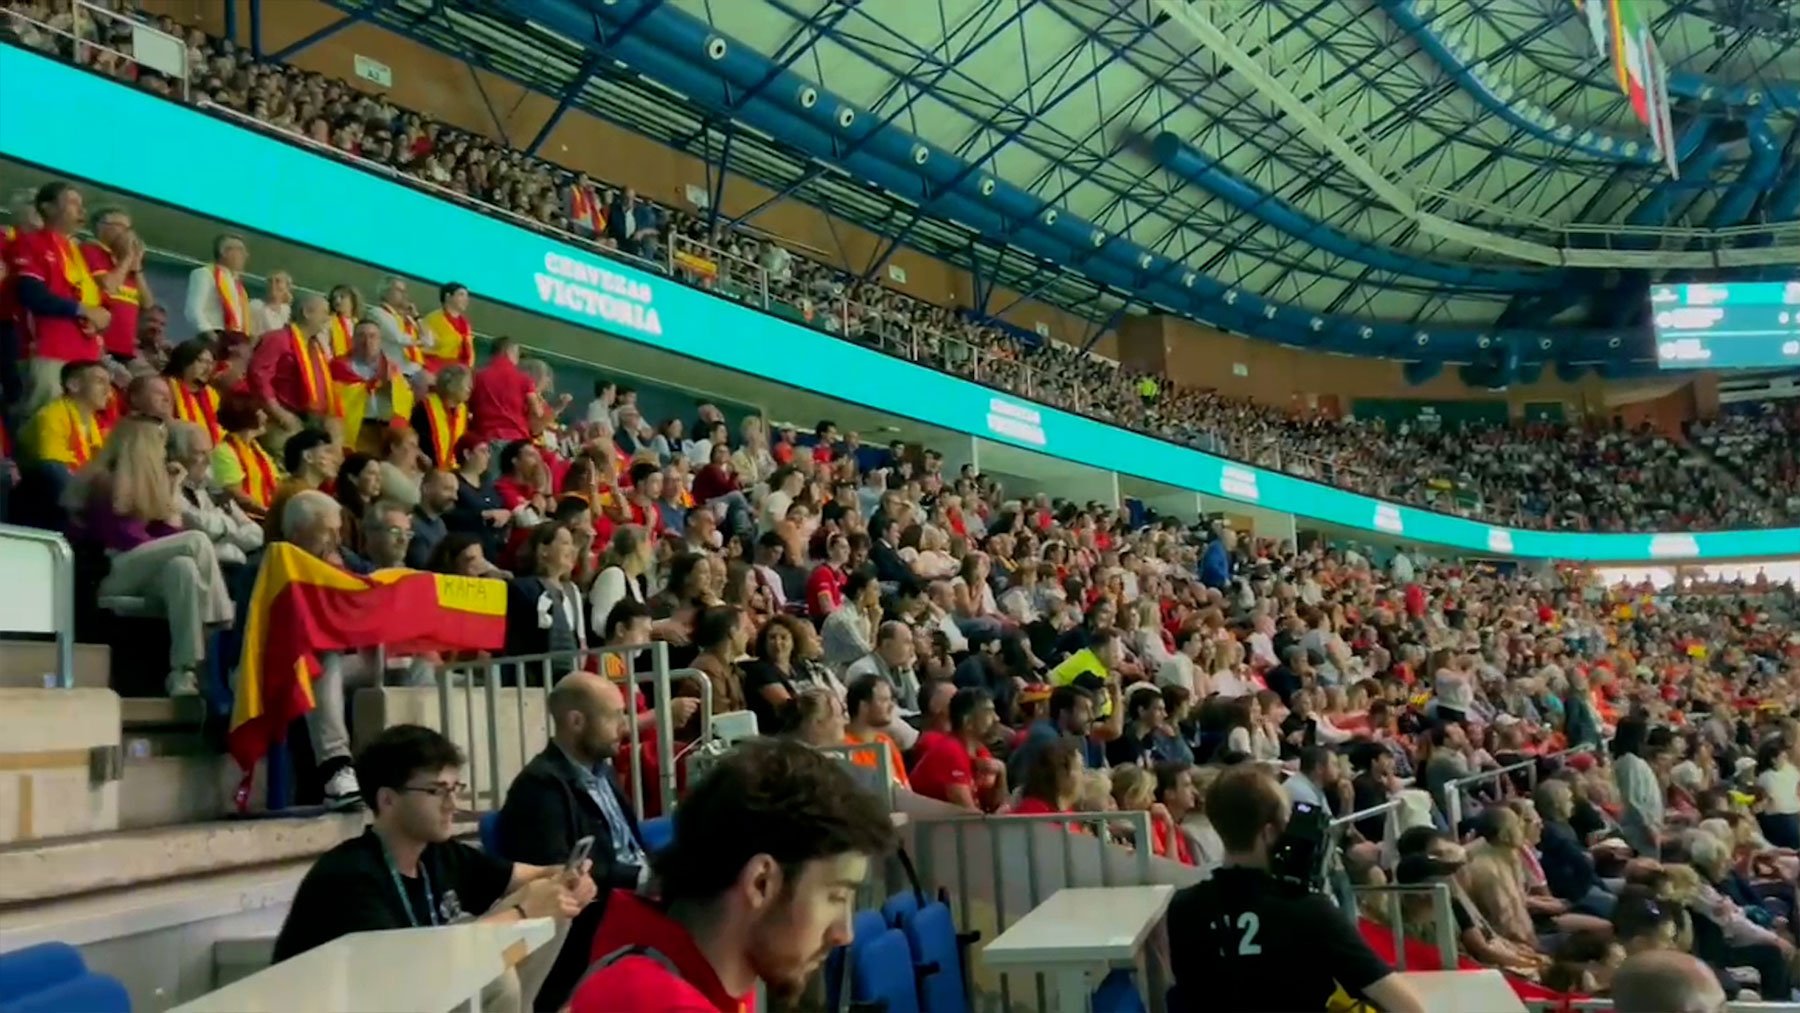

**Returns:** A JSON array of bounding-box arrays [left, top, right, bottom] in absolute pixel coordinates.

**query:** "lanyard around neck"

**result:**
[[379, 837, 438, 928]]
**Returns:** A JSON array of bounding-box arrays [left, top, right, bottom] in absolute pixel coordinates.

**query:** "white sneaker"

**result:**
[[165, 669, 200, 697], [323, 767, 364, 811]]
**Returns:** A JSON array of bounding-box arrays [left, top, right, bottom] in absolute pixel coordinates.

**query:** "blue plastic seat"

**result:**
[[1090, 969, 1146, 1013], [900, 901, 967, 1013], [826, 910, 895, 1012], [0, 943, 130, 1013], [851, 928, 921, 1013], [881, 890, 921, 928], [639, 814, 674, 854]]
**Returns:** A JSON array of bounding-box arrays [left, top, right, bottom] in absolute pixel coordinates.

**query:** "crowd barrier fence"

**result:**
[[434, 643, 709, 820], [1445, 743, 1598, 832], [906, 808, 1161, 1013]]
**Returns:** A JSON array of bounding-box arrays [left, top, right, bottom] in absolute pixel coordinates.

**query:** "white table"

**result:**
[[1396, 969, 1528, 1013], [981, 885, 1175, 1013], [170, 919, 557, 1013]]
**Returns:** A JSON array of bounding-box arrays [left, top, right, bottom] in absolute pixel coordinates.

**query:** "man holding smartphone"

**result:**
[[273, 726, 596, 1006], [498, 672, 647, 1011], [1165, 766, 1425, 1012]]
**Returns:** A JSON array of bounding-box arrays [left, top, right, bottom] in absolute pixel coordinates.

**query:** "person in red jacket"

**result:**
[[12, 181, 111, 418], [569, 738, 895, 1012]]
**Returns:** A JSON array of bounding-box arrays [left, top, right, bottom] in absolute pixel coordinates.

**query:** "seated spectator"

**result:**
[[64, 415, 233, 696], [567, 738, 895, 1011], [406, 469, 457, 568], [910, 687, 1006, 812], [496, 673, 646, 1012], [19, 359, 110, 489], [211, 391, 281, 518], [427, 531, 505, 579], [1013, 735, 1082, 818], [167, 419, 262, 571], [842, 673, 910, 789], [742, 613, 808, 735], [161, 337, 221, 444], [377, 424, 426, 509], [821, 570, 882, 672], [782, 687, 846, 748], [686, 604, 748, 721], [359, 500, 413, 571], [333, 452, 382, 557], [265, 427, 342, 542], [273, 725, 594, 1010], [503, 522, 587, 676], [1612, 950, 1727, 1013]]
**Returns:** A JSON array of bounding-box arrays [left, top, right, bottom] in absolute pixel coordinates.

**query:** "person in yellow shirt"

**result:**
[[22, 358, 110, 470]]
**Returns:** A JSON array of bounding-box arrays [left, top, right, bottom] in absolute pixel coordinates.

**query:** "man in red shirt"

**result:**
[[570, 738, 895, 1012], [468, 335, 539, 447], [0, 189, 44, 417], [910, 687, 1006, 811], [246, 292, 340, 444], [81, 206, 152, 369], [12, 181, 110, 418]]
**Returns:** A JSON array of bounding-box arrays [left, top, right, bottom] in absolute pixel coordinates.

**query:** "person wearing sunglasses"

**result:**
[[273, 725, 598, 1006]]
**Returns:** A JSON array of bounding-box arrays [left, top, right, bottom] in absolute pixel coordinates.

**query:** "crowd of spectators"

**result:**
[[1693, 404, 1800, 523], [12, 0, 1799, 537], [12, 10, 1800, 1009]]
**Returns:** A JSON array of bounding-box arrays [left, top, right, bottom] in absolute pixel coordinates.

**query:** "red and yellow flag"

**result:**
[[228, 542, 506, 771]]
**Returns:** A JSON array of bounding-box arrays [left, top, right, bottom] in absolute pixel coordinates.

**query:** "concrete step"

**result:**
[[0, 639, 110, 689], [120, 754, 240, 830], [0, 814, 364, 906]]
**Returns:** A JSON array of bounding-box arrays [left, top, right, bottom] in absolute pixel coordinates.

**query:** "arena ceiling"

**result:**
[[321, 0, 1800, 380]]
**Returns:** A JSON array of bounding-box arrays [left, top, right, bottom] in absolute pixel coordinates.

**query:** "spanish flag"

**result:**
[[228, 542, 506, 771]]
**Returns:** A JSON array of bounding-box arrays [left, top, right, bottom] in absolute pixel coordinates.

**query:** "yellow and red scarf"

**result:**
[[214, 265, 249, 333], [62, 399, 101, 467], [168, 377, 222, 443], [59, 233, 101, 308], [225, 432, 278, 511], [420, 309, 474, 371], [326, 314, 356, 359], [290, 325, 342, 418], [421, 392, 468, 466]]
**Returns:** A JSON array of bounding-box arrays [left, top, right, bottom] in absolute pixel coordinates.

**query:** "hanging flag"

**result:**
[[1603, 0, 1679, 176], [1645, 35, 1680, 179], [228, 542, 506, 772], [1573, 0, 1608, 60]]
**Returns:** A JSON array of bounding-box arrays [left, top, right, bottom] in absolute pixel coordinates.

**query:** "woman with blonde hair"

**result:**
[[66, 416, 233, 696]]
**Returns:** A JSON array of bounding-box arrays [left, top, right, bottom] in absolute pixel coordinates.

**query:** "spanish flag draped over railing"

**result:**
[[228, 542, 506, 772]]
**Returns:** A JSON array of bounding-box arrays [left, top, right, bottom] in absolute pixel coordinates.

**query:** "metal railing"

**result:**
[[434, 643, 711, 819], [909, 809, 1159, 1013], [0, 526, 76, 688], [667, 232, 770, 308], [6, 0, 189, 100], [1350, 883, 1460, 973], [1444, 743, 1598, 832]]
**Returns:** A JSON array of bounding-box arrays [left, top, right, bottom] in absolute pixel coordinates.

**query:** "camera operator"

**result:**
[[1166, 766, 1424, 1012]]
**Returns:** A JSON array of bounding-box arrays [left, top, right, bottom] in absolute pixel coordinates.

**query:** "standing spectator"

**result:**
[[413, 361, 472, 469], [367, 276, 427, 372], [469, 336, 537, 448], [1612, 717, 1665, 858], [323, 284, 363, 358], [13, 181, 109, 417], [250, 270, 294, 336], [332, 319, 416, 455], [80, 205, 150, 367], [419, 282, 475, 373], [606, 188, 657, 258], [183, 233, 250, 340], [1755, 739, 1800, 849], [246, 292, 341, 444]]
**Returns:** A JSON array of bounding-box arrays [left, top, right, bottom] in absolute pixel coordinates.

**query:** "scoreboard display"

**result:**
[[1651, 281, 1800, 370]]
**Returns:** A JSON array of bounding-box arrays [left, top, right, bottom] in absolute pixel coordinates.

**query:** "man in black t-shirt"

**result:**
[[1166, 766, 1424, 1013], [273, 725, 597, 981]]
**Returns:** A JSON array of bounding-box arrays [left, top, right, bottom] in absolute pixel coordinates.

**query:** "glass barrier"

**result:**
[[14, 44, 1800, 561]]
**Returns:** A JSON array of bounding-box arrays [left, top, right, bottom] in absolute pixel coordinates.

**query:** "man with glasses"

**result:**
[[273, 726, 597, 1006]]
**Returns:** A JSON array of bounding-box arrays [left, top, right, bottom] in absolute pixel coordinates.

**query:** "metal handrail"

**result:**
[[0, 525, 77, 688], [1444, 743, 1597, 831], [9, 0, 189, 101], [1351, 883, 1459, 973]]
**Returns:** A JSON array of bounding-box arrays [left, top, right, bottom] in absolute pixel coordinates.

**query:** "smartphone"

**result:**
[[563, 835, 595, 876]]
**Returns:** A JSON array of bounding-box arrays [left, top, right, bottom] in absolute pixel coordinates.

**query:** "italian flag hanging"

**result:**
[[1589, 0, 1679, 178]]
